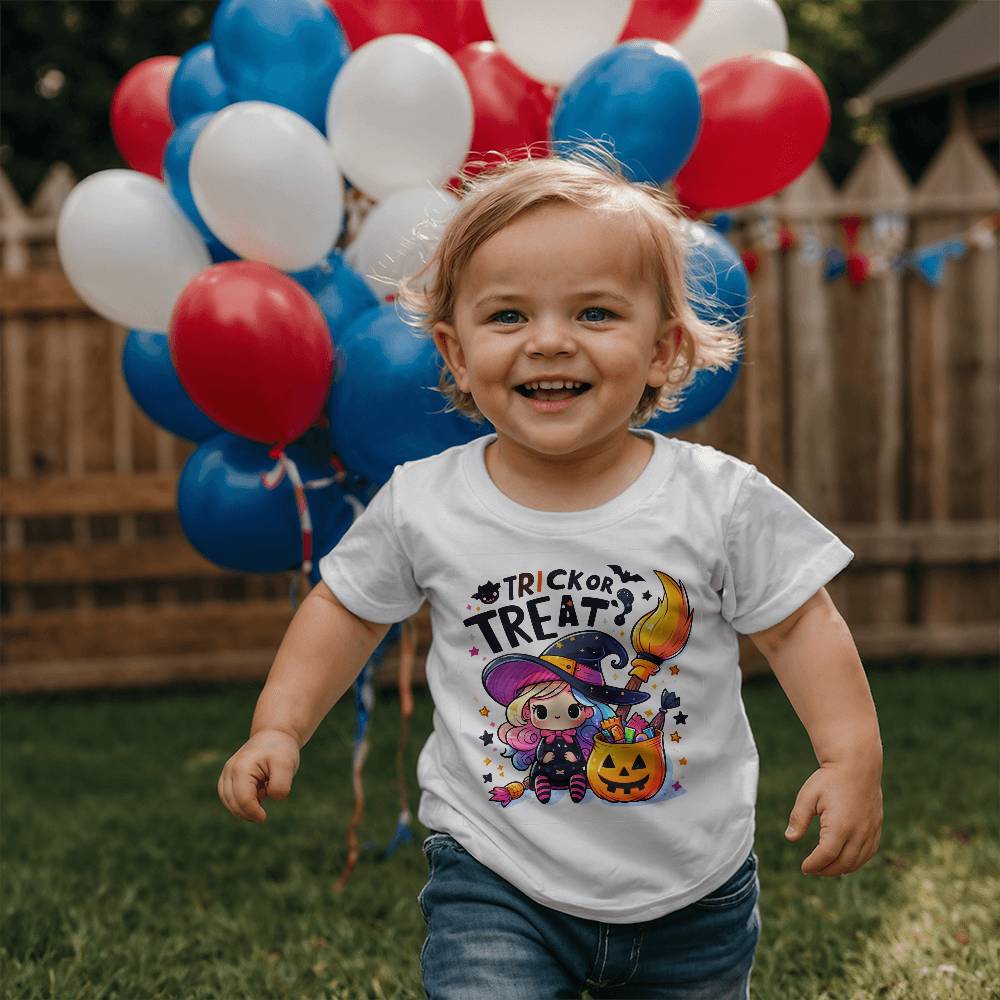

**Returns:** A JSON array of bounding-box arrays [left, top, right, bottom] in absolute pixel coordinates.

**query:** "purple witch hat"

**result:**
[[482, 630, 649, 707]]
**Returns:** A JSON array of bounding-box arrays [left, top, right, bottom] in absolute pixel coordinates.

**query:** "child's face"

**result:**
[[433, 202, 680, 456], [527, 688, 594, 731]]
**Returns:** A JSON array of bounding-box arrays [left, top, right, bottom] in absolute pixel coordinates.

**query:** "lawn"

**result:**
[[2, 660, 997, 999]]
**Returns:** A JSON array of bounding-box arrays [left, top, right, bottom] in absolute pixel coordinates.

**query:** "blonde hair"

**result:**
[[507, 678, 567, 726], [395, 141, 745, 425]]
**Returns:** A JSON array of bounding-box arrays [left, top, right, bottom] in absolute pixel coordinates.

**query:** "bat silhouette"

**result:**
[[608, 563, 644, 583]]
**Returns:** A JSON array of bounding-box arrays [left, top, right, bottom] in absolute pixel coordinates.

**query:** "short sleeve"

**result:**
[[317, 473, 425, 624], [721, 467, 854, 634]]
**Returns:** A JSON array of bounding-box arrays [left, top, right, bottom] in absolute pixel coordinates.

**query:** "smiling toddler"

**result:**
[[219, 146, 883, 1000]]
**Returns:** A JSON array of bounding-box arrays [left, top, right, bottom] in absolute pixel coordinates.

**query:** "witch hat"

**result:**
[[482, 630, 649, 707]]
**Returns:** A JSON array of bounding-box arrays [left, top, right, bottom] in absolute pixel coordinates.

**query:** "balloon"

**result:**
[[551, 41, 701, 185], [620, 0, 701, 44], [327, 0, 491, 53], [57, 170, 210, 331], [482, 0, 632, 86], [122, 330, 223, 442], [328, 305, 492, 482], [162, 113, 232, 259], [683, 220, 750, 327], [647, 219, 748, 432], [327, 34, 474, 201], [170, 261, 334, 445], [645, 360, 742, 433], [178, 432, 355, 573], [190, 102, 344, 271], [211, 0, 350, 132], [347, 187, 460, 302], [168, 43, 231, 126], [292, 251, 379, 342], [672, 0, 787, 76], [673, 52, 830, 211], [452, 42, 554, 177], [109, 56, 178, 177]]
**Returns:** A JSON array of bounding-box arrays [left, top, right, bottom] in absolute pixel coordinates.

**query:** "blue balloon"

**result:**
[[328, 305, 493, 483], [162, 114, 233, 260], [646, 222, 749, 433], [178, 433, 355, 574], [169, 42, 231, 126], [291, 251, 379, 343], [122, 331, 223, 442], [212, 0, 351, 132], [684, 221, 751, 327], [551, 40, 701, 185], [645, 359, 743, 434]]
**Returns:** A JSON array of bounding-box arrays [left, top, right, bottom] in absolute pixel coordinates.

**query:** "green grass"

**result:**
[[2, 661, 997, 999]]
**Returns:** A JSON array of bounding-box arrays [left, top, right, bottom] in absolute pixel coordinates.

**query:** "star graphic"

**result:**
[[642, 591, 651, 600], [670, 731, 682, 743], [479, 731, 494, 746], [466, 604, 472, 610], [674, 711, 688, 725], [482, 773, 492, 783], [669, 664, 680, 676], [479, 706, 490, 717], [644, 709, 653, 717], [678, 757, 688, 766], [672, 781, 682, 791], [483, 757, 492, 766], [468, 645, 479, 657]]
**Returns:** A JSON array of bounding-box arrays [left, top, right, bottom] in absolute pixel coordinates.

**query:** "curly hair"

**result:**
[[392, 140, 745, 426]]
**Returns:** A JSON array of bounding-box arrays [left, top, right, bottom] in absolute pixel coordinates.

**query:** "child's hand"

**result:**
[[218, 729, 301, 823], [784, 758, 883, 876]]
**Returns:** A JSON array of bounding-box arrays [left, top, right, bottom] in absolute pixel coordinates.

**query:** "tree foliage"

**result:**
[[0, 0, 966, 203]]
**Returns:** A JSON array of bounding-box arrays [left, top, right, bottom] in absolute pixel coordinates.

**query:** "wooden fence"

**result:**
[[2, 125, 998, 693]]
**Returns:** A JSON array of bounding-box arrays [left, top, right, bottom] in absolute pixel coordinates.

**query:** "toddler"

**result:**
[[219, 145, 883, 999]]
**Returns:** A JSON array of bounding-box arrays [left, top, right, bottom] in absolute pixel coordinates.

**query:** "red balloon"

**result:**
[[110, 56, 178, 178], [452, 42, 554, 178], [620, 0, 701, 44], [327, 0, 490, 53], [170, 262, 334, 446], [674, 52, 831, 212]]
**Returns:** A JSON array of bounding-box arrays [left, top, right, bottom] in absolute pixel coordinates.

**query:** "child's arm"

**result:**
[[748, 586, 883, 877], [217, 581, 392, 823]]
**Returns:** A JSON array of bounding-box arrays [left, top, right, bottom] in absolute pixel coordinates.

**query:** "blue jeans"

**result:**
[[418, 832, 761, 999]]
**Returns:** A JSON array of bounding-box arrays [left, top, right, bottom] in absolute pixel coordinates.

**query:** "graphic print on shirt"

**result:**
[[462, 566, 693, 807]]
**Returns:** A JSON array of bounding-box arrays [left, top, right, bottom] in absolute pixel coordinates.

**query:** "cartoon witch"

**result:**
[[482, 631, 650, 806]]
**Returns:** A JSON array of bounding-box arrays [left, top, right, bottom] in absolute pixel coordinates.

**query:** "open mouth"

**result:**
[[514, 383, 592, 401]]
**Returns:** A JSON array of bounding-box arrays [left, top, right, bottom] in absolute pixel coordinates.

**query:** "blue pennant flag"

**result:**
[[823, 248, 846, 282]]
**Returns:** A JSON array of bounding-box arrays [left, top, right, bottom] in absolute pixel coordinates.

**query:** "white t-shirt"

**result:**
[[319, 428, 853, 923]]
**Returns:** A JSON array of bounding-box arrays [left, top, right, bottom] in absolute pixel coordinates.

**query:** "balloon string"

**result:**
[[334, 658, 375, 893], [261, 447, 350, 610], [387, 617, 417, 855], [262, 446, 311, 608]]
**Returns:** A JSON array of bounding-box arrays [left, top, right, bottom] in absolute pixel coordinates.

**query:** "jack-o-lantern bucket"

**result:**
[[587, 731, 666, 802]]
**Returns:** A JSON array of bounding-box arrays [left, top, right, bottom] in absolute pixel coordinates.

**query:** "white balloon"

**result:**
[[327, 34, 473, 202], [349, 186, 460, 301], [482, 0, 632, 86], [673, 0, 788, 76], [190, 102, 344, 271], [56, 170, 210, 331]]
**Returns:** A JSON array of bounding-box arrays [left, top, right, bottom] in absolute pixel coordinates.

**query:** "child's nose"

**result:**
[[526, 318, 577, 350]]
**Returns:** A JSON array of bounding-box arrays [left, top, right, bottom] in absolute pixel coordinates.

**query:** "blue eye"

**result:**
[[490, 309, 523, 325], [581, 307, 615, 323]]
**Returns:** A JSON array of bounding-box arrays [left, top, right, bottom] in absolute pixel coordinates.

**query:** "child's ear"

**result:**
[[647, 318, 683, 389], [432, 321, 471, 393]]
